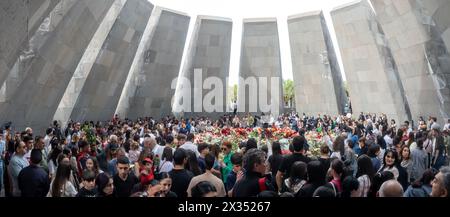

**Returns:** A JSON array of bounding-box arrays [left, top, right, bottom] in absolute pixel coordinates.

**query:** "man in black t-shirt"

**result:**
[[169, 149, 194, 198], [276, 136, 311, 191], [113, 156, 138, 197]]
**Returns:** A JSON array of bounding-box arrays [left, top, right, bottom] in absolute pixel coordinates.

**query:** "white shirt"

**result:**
[[444, 123, 450, 131], [384, 135, 393, 148], [44, 135, 52, 154], [179, 141, 200, 157], [152, 145, 165, 158]]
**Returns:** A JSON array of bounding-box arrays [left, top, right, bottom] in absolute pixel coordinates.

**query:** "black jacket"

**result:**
[[18, 165, 50, 197], [232, 171, 274, 197]]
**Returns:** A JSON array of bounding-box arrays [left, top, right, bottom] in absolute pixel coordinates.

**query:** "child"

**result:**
[[76, 170, 98, 197], [139, 158, 155, 185], [226, 153, 243, 196]]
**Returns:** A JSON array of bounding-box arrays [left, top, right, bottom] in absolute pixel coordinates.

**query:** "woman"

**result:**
[[159, 172, 177, 197], [378, 150, 400, 179], [47, 144, 62, 179], [209, 144, 222, 179], [400, 145, 413, 183], [431, 129, 446, 170], [47, 164, 78, 197], [328, 159, 345, 195], [186, 150, 202, 176], [96, 172, 114, 197], [356, 155, 375, 197], [281, 161, 307, 195], [331, 136, 345, 160], [378, 149, 409, 189], [407, 132, 416, 150], [159, 146, 174, 173], [268, 141, 283, 191], [85, 156, 103, 177], [296, 161, 326, 197]]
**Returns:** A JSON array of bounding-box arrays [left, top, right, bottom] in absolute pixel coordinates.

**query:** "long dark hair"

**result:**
[[162, 146, 173, 162], [51, 163, 71, 197], [272, 141, 282, 156], [186, 150, 202, 176], [333, 136, 345, 157], [331, 158, 345, 182], [380, 149, 399, 170], [356, 155, 375, 181]]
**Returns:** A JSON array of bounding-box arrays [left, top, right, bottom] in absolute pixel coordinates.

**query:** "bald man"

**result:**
[[378, 180, 404, 197]]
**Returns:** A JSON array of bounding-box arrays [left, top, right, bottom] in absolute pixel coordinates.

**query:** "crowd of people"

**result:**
[[0, 111, 449, 197]]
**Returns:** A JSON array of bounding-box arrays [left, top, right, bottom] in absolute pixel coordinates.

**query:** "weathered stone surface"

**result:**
[[116, 7, 190, 120], [0, 0, 114, 133], [53, 0, 129, 126], [69, 0, 153, 122], [0, 0, 60, 87], [371, 0, 450, 122], [332, 0, 411, 122], [288, 11, 347, 117], [238, 18, 284, 115], [174, 15, 232, 118]]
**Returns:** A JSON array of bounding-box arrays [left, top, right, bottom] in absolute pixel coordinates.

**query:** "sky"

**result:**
[[150, 0, 357, 84]]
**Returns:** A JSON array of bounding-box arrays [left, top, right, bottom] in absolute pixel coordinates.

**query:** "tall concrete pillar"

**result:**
[[0, 0, 115, 133], [370, 0, 450, 122], [116, 7, 190, 120], [288, 11, 346, 117], [53, 0, 130, 126], [332, 0, 411, 123], [174, 15, 232, 118], [238, 18, 284, 116], [69, 0, 153, 122]]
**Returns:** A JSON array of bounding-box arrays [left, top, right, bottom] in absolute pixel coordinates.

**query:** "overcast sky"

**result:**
[[150, 0, 356, 84]]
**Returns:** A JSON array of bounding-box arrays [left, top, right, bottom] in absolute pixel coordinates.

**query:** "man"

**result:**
[[113, 156, 138, 197], [276, 136, 311, 190], [18, 149, 49, 197], [431, 166, 450, 197], [145, 137, 164, 159], [169, 149, 194, 198], [378, 180, 404, 197], [221, 141, 233, 185], [197, 143, 209, 173], [97, 135, 119, 172], [444, 119, 450, 131], [176, 134, 187, 149], [77, 170, 97, 197], [187, 154, 226, 197], [9, 141, 29, 197], [431, 126, 446, 170], [43, 128, 53, 155], [232, 149, 274, 197], [25, 127, 33, 137], [23, 136, 34, 162], [179, 134, 200, 157], [77, 140, 91, 175], [34, 136, 49, 173]]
